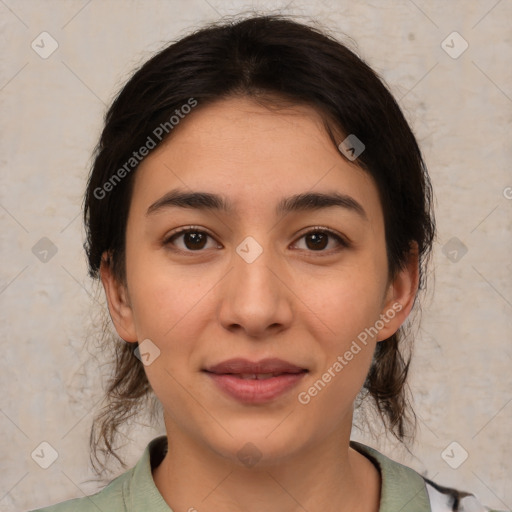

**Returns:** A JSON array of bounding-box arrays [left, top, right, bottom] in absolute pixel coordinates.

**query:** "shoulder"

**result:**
[[28, 435, 170, 512], [27, 468, 132, 511], [350, 441, 508, 512]]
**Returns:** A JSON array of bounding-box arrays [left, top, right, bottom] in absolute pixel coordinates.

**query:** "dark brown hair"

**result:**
[[83, 14, 435, 477]]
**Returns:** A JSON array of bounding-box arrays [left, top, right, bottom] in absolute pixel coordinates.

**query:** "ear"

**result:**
[[99, 252, 138, 343], [376, 242, 420, 341]]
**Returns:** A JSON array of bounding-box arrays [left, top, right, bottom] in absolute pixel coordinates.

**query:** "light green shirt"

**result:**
[[29, 436, 502, 512]]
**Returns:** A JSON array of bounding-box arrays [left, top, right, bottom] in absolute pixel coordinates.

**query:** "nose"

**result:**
[[217, 240, 294, 339]]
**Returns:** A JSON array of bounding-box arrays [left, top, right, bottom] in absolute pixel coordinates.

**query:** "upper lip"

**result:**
[[204, 358, 307, 374]]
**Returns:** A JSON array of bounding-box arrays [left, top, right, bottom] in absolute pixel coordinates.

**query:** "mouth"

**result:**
[[204, 357, 307, 375], [218, 372, 303, 380], [203, 358, 308, 404]]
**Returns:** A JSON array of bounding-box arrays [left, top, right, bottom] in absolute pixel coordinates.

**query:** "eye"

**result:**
[[163, 227, 221, 252], [163, 226, 349, 253], [292, 227, 349, 252]]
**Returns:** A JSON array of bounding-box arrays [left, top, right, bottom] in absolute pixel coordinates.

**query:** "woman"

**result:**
[[31, 14, 504, 512]]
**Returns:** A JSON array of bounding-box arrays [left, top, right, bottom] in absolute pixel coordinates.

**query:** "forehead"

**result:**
[[131, 96, 382, 223]]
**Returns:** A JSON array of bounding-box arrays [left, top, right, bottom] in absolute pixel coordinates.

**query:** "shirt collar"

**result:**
[[350, 441, 432, 512], [127, 435, 171, 511], [127, 436, 431, 512]]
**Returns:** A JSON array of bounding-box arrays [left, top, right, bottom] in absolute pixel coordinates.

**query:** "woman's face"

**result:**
[[102, 96, 416, 466]]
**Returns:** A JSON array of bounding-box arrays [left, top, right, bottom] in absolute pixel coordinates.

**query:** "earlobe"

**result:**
[[377, 242, 420, 341], [99, 252, 138, 343]]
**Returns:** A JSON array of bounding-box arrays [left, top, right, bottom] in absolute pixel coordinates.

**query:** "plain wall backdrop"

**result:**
[[1, 1, 511, 511]]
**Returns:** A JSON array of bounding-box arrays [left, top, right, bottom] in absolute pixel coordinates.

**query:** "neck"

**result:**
[[152, 426, 381, 512]]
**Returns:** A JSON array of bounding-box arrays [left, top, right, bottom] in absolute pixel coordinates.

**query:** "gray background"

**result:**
[[1, 1, 511, 511]]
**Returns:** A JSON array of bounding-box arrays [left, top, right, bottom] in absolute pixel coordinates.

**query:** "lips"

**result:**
[[204, 357, 307, 376], [203, 358, 307, 404], [234, 373, 288, 380]]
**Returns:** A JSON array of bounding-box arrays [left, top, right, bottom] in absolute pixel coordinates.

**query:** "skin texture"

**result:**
[[100, 96, 419, 512]]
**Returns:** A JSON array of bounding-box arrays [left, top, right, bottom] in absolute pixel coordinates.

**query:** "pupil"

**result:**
[[306, 233, 327, 250], [185, 232, 206, 250]]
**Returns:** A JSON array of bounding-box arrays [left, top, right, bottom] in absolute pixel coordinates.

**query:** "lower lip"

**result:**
[[205, 372, 307, 404]]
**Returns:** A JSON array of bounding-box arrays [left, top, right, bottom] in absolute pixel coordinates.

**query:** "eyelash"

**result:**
[[162, 225, 350, 255]]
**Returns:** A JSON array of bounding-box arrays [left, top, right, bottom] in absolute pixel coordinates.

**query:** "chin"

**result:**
[[204, 423, 311, 469]]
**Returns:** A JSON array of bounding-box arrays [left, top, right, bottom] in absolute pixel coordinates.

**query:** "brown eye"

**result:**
[[305, 232, 329, 250], [293, 228, 349, 252], [182, 231, 208, 250], [165, 228, 219, 252]]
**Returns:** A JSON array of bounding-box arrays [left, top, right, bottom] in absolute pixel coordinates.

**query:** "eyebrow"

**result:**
[[146, 188, 368, 221]]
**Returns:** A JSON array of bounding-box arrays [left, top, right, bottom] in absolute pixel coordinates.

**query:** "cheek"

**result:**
[[295, 273, 382, 424], [126, 250, 214, 340], [126, 262, 211, 421], [304, 258, 388, 347], [295, 258, 386, 407]]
